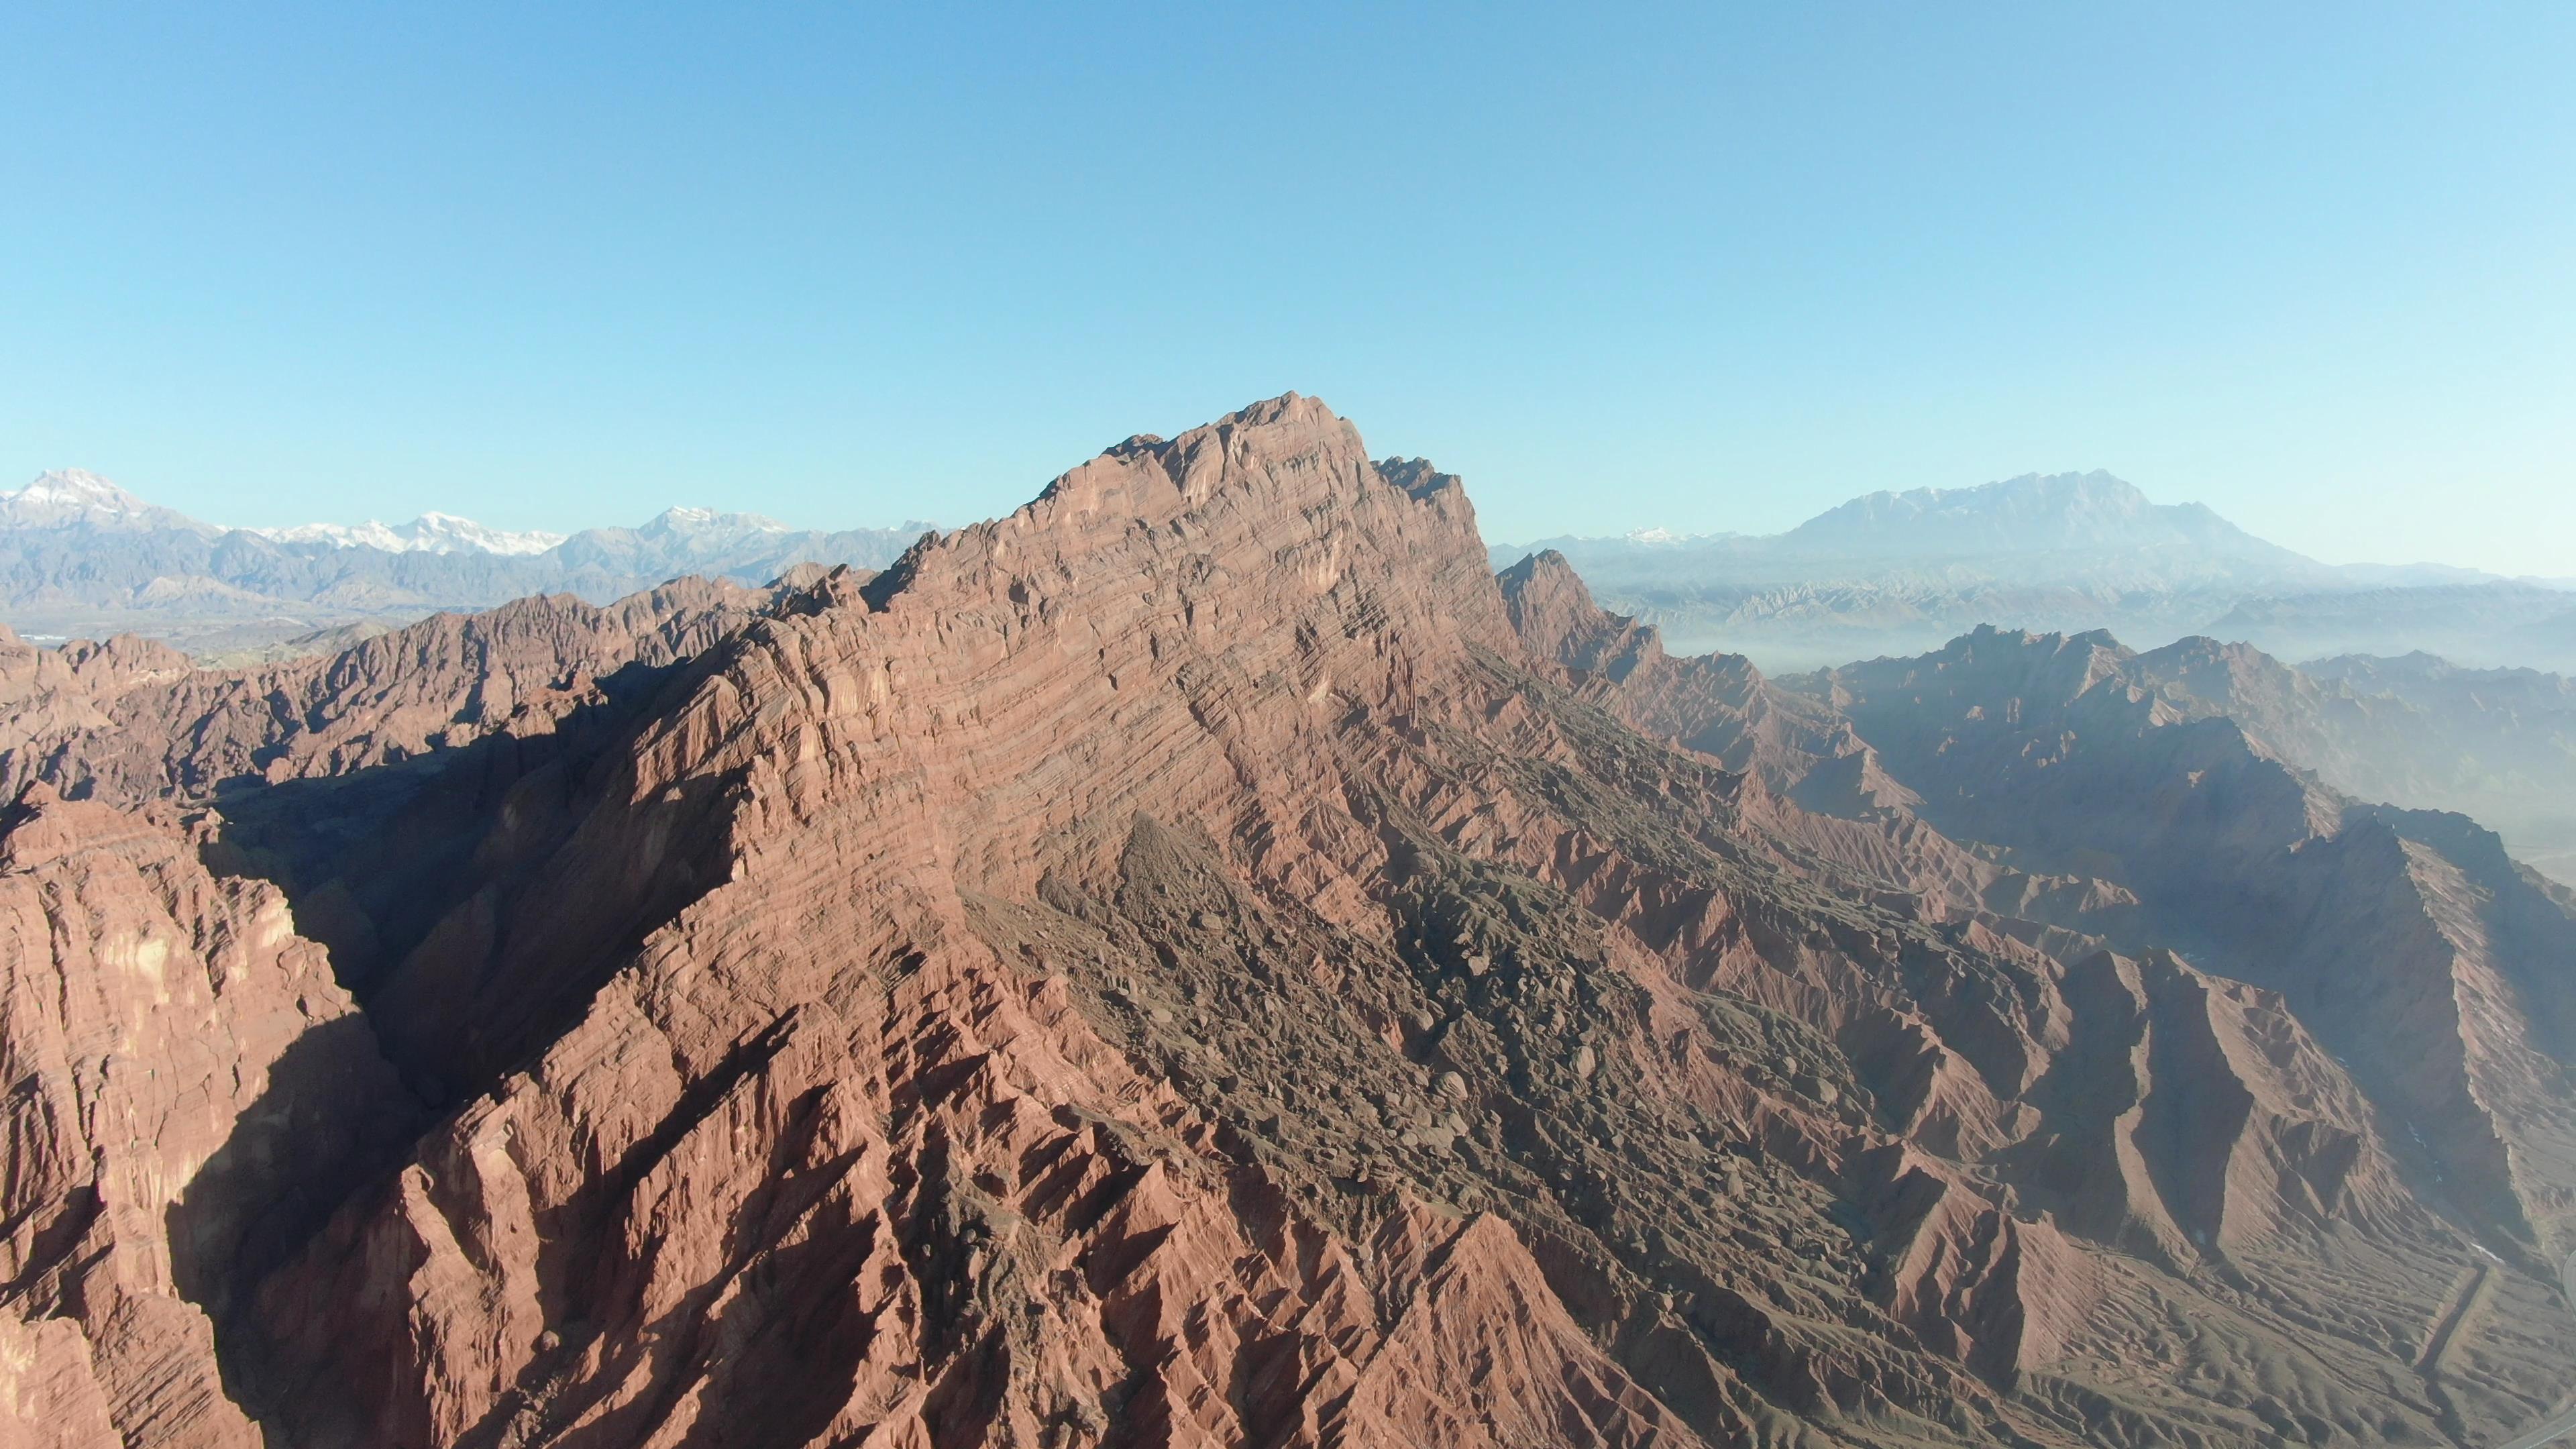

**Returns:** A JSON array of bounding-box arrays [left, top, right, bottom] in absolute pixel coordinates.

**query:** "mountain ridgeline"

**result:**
[[3, 399, 2576, 1448], [0, 468, 934, 657]]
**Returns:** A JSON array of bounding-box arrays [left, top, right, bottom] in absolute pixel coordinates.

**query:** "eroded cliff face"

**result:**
[[1490, 561, 2576, 1440], [4, 396, 2576, 1448], [0, 790, 410, 1449]]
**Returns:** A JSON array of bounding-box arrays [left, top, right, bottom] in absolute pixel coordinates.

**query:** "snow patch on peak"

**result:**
[[632, 506, 796, 549], [256, 513, 567, 556], [3, 470, 216, 533], [651, 505, 787, 532], [17, 468, 132, 504]]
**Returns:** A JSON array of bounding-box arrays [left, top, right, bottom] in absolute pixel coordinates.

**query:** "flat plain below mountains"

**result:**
[[5, 396, 2576, 1449]]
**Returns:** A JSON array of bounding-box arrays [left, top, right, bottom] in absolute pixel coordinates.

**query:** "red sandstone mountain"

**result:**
[[0, 789, 411, 1449], [3, 396, 2574, 1448]]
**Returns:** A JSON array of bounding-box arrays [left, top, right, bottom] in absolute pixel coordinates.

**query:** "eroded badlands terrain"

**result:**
[[5, 396, 2575, 1448]]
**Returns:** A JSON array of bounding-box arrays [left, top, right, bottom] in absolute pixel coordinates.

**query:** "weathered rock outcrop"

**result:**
[[3, 397, 2574, 1447], [1499, 549, 1871, 804], [0, 790, 409, 1449]]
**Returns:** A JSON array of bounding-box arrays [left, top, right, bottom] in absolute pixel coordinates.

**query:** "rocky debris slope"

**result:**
[[1499, 553, 2137, 936], [0, 629, 197, 767], [1496, 551, 1875, 806], [1500, 572, 2576, 1441], [233, 400, 2573, 1444], [2, 398, 2574, 1447], [229, 397, 1775, 1447]]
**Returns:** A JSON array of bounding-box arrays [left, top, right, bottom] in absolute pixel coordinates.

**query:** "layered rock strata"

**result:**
[[0, 398, 2572, 1446]]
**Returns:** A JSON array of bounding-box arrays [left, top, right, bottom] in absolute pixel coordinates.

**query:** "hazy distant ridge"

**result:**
[[0, 468, 935, 654], [1493, 469, 2570, 670]]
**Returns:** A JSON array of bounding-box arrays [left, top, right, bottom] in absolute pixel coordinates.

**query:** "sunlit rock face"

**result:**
[[3, 396, 2574, 1448]]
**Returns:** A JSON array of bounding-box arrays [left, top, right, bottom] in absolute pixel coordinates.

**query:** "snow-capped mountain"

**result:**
[[252, 513, 567, 556], [637, 506, 796, 551], [0, 469, 936, 655], [0, 469, 218, 535]]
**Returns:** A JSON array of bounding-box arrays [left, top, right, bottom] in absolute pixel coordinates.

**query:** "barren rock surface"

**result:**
[[0, 789, 409, 1449], [2, 396, 2574, 1447]]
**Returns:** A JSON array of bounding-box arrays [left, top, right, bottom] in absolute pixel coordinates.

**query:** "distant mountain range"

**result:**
[[13, 463, 2571, 676], [1493, 470, 2573, 671], [0, 469, 932, 656], [252, 512, 567, 555]]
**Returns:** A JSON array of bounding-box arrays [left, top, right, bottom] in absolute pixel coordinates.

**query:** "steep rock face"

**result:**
[[1496, 553, 2134, 937], [1497, 552, 1877, 807], [1799, 629, 2349, 953], [1491, 555, 2576, 1442], [0, 790, 409, 1449], [1994, 949, 2423, 1260], [0, 628, 197, 762], [0, 580, 784, 1010], [7, 398, 2576, 1447]]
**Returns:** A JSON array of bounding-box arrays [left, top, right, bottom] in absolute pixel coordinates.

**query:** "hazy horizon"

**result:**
[[15, 445, 2565, 584]]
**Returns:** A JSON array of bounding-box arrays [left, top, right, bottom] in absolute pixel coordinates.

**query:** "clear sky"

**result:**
[[4, 4, 2571, 574]]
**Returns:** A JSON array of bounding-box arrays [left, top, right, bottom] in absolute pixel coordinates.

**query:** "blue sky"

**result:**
[[3, 4, 2571, 573]]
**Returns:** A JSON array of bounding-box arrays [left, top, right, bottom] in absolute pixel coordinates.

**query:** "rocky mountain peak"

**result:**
[[1780, 469, 2275, 559], [254, 511, 569, 556], [2, 469, 215, 534], [639, 504, 792, 540], [9, 399, 2576, 1449], [1497, 548, 1664, 681], [869, 393, 1503, 652]]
